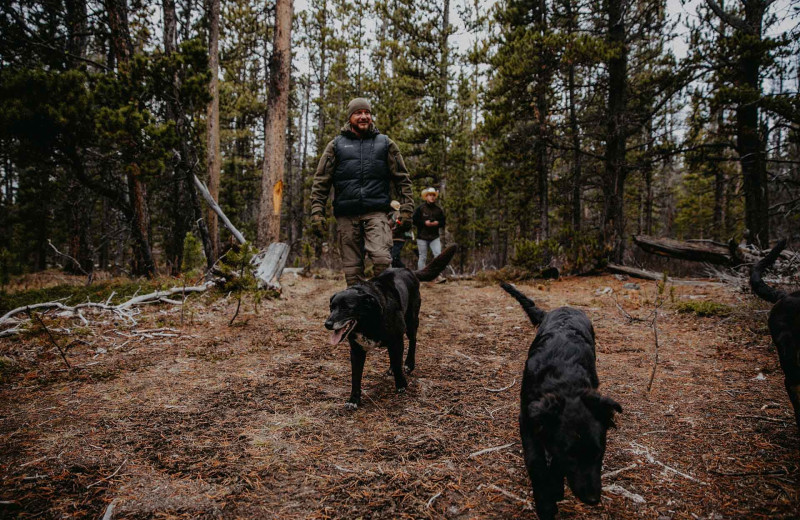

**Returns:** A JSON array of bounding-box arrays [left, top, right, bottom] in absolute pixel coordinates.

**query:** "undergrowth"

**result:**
[[0, 277, 202, 314], [674, 300, 732, 317]]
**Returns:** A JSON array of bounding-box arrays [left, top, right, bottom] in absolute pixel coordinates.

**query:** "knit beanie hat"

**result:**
[[347, 98, 372, 118]]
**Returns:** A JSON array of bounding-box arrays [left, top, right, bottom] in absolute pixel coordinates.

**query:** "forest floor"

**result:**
[[1, 270, 798, 519]]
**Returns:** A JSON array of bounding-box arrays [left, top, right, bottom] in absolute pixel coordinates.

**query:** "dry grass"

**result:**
[[1, 273, 798, 519]]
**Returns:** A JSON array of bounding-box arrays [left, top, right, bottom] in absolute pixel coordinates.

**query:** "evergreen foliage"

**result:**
[[0, 0, 798, 277]]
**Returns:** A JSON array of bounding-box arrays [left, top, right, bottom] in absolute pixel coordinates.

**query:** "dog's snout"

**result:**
[[324, 318, 335, 330]]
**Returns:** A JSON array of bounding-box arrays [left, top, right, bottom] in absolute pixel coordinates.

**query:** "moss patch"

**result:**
[[675, 300, 732, 317]]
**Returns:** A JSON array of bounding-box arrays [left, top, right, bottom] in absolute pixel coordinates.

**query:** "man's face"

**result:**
[[425, 193, 437, 203], [349, 109, 372, 133]]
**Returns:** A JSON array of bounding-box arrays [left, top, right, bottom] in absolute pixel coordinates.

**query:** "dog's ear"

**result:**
[[526, 393, 564, 431], [356, 290, 383, 315], [581, 391, 622, 428]]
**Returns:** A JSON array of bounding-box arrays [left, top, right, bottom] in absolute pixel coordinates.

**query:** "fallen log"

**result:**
[[607, 264, 725, 287], [632, 235, 740, 265]]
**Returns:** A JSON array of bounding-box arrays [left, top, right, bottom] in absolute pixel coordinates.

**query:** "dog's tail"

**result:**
[[749, 239, 788, 304], [414, 245, 458, 282], [500, 282, 546, 326]]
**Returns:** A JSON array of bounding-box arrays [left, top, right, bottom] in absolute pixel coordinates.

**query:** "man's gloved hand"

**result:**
[[397, 212, 413, 232], [311, 214, 325, 238]]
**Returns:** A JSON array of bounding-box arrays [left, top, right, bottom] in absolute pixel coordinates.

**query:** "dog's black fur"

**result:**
[[325, 245, 457, 409], [501, 282, 621, 520], [750, 239, 800, 432]]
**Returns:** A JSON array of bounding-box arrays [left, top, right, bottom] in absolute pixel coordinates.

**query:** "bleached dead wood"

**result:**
[[603, 484, 646, 504], [0, 283, 214, 337], [469, 442, 516, 459], [194, 175, 245, 245], [478, 483, 533, 510], [628, 442, 709, 485], [483, 379, 516, 393], [426, 491, 442, 508], [195, 174, 289, 289], [252, 242, 290, 290], [603, 463, 638, 479]]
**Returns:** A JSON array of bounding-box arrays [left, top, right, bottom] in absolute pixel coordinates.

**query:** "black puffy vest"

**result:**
[[332, 132, 391, 217]]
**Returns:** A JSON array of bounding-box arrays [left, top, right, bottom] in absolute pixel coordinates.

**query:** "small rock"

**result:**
[[623, 283, 640, 290], [613, 274, 629, 281], [753, 372, 766, 381], [595, 287, 613, 296]]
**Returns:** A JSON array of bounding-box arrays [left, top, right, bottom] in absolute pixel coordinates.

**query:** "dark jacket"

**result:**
[[412, 202, 446, 241], [310, 124, 414, 218]]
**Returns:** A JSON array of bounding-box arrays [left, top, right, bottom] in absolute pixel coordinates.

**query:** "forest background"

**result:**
[[1, 0, 799, 280]]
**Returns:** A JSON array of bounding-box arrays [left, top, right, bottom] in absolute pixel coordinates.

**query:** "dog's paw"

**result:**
[[344, 402, 359, 410], [403, 364, 414, 374], [396, 386, 407, 394]]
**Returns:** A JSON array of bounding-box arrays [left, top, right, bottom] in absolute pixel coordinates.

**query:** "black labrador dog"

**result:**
[[501, 282, 622, 520], [326, 245, 457, 409], [750, 239, 800, 432]]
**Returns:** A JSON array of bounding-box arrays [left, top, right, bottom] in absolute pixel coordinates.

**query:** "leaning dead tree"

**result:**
[[194, 175, 289, 290]]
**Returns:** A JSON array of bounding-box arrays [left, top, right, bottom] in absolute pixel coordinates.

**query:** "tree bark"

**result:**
[[206, 0, 221, 259], [603, 0, 629, 263], [257, 0, 293, 247], [535, 0, 549, 239]]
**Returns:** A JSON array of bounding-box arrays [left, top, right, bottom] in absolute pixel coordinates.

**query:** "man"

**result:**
[[311, 98, 414, 286], [413, 187, 446, 270], [389, 200, 412, 268]]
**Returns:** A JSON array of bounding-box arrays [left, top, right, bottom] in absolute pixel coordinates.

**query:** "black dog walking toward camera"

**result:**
[[325, 245, 457, 409], [750, 239, 800, 433], [501, 282, 622, 520]]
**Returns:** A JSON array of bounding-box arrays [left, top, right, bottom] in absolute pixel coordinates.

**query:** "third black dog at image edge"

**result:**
[[749, 238, 800, 433], [325, 245, 457, 410], [501, 282, 622, 520]]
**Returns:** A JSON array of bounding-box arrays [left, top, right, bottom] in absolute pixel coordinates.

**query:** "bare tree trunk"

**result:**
[[707, 0, 769, 246], [257, 0, 293, 247], [568, 61, 581, 232], [603, 0, 628, 263], [315, 0, 328, 153], [534, 0, 549, 239], [206, 0, 221, 258], [438, 0, 450, 196]]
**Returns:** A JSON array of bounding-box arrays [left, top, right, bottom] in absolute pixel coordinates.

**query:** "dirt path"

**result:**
[[1, 274, 798, 519]]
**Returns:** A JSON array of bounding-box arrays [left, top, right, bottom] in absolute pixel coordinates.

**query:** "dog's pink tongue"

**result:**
[[330, 328, 345, 345]]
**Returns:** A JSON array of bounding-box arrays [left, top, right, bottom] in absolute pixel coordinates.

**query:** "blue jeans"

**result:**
[[417, 237, 441, 270]]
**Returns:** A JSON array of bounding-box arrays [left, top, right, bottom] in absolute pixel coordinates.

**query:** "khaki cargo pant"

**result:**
[[336, 211, 393, 286]]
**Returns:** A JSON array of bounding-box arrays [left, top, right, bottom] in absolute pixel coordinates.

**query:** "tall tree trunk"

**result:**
[[104, 0, 155, 276], [568, 62, 582, 232], [737, 0, 768, 246], [603, 0, 628, 262], [206, 0, 221, 258], [707, 0, 769, 246], [257, 0, 293, 247], [534, 0, 549, 239], [437, 0, 450, 195], [315, 0, 328, 153]]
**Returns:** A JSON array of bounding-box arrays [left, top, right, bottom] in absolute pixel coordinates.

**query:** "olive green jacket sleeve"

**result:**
[[310, 140, 337, 216], [387, 138, 414, 216]]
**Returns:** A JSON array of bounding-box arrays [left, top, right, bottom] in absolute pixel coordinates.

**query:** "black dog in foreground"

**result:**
[[501, 282, 622, 520], [325, 246, 457, 409], [750, 239, 800, 432]]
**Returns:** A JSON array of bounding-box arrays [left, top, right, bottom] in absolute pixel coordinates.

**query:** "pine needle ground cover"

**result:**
[[0, 275, 797, 518]]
